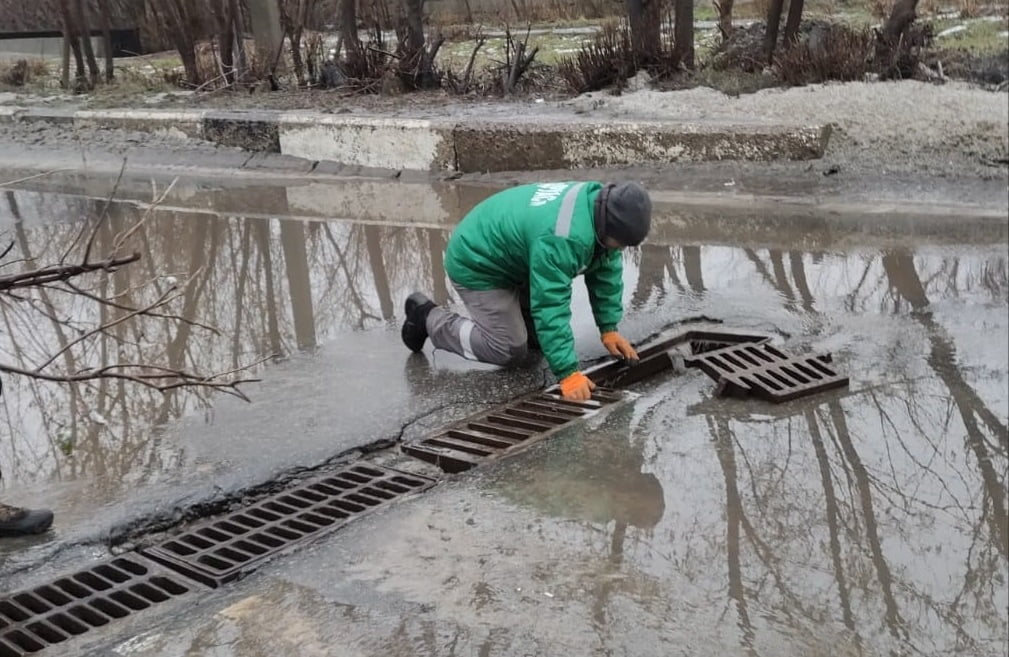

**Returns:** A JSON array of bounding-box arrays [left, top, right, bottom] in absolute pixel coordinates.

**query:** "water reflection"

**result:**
[[0, 187, 1006, 655]]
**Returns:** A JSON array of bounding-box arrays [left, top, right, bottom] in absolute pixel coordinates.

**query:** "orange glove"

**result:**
[[601, 331, 639, 362], [559, 371, 596, 401]]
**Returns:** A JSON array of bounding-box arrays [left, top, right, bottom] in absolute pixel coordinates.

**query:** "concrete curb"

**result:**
[[0, 106, 831, 172]]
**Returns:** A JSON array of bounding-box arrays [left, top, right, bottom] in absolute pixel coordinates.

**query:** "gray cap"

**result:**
[[596, 182, 652, 247]]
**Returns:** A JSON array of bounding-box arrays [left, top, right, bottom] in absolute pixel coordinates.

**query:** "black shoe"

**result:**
[[402, 292, 436, 353], [0, 503, 54, 537]]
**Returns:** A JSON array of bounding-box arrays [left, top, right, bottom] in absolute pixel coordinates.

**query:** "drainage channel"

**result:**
[[141, 463, 435, 588], [1, 323, 848, 656]]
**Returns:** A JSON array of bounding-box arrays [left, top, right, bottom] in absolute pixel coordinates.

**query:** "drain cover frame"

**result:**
[[402, 388, 628, 473], [0, 554, 198, 657], [583, 327, 772, 388], [684, 341, 849, 402], [141, 463, 435, 588]]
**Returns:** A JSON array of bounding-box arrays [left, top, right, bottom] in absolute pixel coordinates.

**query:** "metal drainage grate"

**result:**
[[142, 464, 435, 588], [684, 341, 849, 402], [586, 329, 771, 388], [402, 388, 625, 473], [0, 555, 196, 657]]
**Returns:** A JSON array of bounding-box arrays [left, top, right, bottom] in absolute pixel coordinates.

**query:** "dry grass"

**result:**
[[556, 15, 682, 94], [0, 58, 49, 88], [776, 25, 875, 84]]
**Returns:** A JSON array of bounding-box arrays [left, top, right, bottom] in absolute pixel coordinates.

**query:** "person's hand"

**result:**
[[601, 331, 639, 363], [559, 371, 596, 401]]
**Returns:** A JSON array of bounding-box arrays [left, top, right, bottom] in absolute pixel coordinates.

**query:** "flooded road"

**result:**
[[0, 176, 1006, 656]]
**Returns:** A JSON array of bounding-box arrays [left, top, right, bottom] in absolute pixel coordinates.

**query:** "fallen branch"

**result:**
[[0, 253, 140, 291], [0, 360, 263, 402], [0, 169, 73, 188]]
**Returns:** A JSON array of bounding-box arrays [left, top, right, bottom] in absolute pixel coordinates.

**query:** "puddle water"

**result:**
[[0, 179, 1005, 656]]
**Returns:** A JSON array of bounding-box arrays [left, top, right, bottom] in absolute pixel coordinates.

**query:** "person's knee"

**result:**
[[506, 341, 529, 365], [484, 336, 529, 367]]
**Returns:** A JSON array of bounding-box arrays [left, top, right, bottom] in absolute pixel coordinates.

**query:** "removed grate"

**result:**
[[586, 328, 771, 388], [142, 464, 434, 588], [684, 341, 848, 402], [0, 555, 196, 657], [402, 388, 626, 473]]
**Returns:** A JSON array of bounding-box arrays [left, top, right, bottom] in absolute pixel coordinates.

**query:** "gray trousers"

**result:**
[[426, 283, 530, 366]]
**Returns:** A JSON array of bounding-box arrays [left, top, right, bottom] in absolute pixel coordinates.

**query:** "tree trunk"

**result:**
[[61, 33, 71, 89], [97, 0, 114, 82], [625, 0, 662, 65], [715, 0, 734, 40], [673, 0, 694, 68], [73, 0, 100, 86], [215, 0, 236, 84], [881, 0, 919, 41], [783, 0, 805, 47], [163, 0, 201, 86], [875, 0, 920, 76], [763, 0, 786, 63], [59, 0, 87, 88], [340, 0, 361, 60], [231, 0, 248, 81], [404, 0, 426, 53]]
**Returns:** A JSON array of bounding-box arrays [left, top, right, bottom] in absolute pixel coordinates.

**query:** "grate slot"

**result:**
[[231, 514, 264, 529], [72, 572, 113, 591], [4, 631, 44, 652], [32, 587, 70, 607], [11, 596, 48, 616], [196, 527, 232, 542], [446, 429, 516, 450], [425, 435, 496, 456], [534, 395, 603, 410], [107, 591, 149, 611], [53, 585, 89, 605], [290, 489, 326, 503], [161, 541, 197, 557], [344, 493, 384, 508], [248, 508, 281, 522], [372, 480, 410, 494], [67, 605, 110, 627], [47, 612, 88, 635], [178, 534, 214, 551], [25, 621, 66, 644], [401, 442, 481, 474], [214, 520, 249, 535], [150, 577, 188, 596], [470, 420, 535, 437], [484, 414, 554, 432], [515, 401, 583, 417], [0, 603, 29, 623], [502, 408, 569, 425], [91, 598, 130, 619]]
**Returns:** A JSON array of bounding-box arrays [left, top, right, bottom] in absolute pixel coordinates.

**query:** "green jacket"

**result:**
[[445, 181, 624, 378]]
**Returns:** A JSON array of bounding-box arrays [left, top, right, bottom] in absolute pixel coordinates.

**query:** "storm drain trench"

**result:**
[[0, 324, 848, 656]]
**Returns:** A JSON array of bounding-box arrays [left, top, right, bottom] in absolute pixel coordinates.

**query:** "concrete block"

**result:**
[[204, 111, 281, 152], [15, 107, 77, 125], [453, 120, 831, 172], [74, 109, 206, 139], [278, 114, 455, 172]]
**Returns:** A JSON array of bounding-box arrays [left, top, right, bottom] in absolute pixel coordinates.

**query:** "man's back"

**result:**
[[445, 182, 603, 291]]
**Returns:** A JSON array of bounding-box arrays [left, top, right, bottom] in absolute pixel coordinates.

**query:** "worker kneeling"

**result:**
[[401, 181, 651, 401]]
